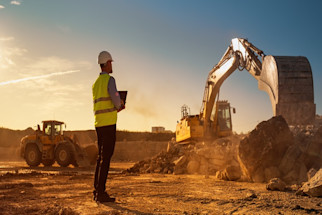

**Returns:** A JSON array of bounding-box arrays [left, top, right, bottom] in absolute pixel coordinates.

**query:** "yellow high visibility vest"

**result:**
[[92, 73, 117, 127]]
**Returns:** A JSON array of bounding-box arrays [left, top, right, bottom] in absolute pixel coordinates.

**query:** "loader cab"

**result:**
[[41, 120, 65, 142]]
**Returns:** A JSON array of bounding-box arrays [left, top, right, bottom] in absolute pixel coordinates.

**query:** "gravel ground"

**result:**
[[0, 162, 321, 215]]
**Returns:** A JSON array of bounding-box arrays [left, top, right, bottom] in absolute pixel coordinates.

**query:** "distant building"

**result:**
[[152, 126, 165, 133]]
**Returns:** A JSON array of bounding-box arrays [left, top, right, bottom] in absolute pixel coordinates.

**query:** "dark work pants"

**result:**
[[94, 124, 116, 194]]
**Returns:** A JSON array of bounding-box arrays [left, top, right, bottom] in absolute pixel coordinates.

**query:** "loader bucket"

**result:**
[[83, 144, 98, 165], [258, 55, 315, 125], [72, 143, 98, 167]]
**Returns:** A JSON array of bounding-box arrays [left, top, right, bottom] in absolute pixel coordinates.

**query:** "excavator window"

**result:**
[[217, 105, 232, 131]]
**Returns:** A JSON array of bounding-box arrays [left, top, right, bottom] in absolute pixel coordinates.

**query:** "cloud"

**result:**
[[0, 57, 14, 69], [0, 40, 92, 118], [10, 1, 21, 6], [3, 47, 27, 56], [0, 5, 5, 9], [10, 56, 91, 96], [0, 37, 15, 41], [0, 46, 27, 69], [0, 70, 80, 86], [23, 56, 87, 76]]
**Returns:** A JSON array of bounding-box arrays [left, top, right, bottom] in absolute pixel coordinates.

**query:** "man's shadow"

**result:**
[[98, 202, 153, 215]]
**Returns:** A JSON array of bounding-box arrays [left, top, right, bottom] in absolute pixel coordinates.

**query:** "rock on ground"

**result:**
[[297, 168, 322, 197], [307, 168, 318, 180], [238, 116, 294, 182], [266, 178, 286, 191], [215, 165, 242, 181]]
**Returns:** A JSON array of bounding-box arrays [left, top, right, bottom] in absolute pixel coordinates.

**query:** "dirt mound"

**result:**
[[0, 127, 34, 148], [125, 116, 322, 186], [124, 141, 181, 174], [124, 135, 243, 176], [0, 127, 34, 160]]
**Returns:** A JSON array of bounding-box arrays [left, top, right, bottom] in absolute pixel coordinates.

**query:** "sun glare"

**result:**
[[0, 47, 3, 62], [0, 42, 4, 60]]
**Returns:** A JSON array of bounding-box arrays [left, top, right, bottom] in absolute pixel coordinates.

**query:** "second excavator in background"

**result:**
[[176, 38, 315, 143]]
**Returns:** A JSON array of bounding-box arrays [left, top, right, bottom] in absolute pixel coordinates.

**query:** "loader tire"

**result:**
[[55, 144, 73, 167], [25, 143, 41, 167], [42, 159, 55, 167]]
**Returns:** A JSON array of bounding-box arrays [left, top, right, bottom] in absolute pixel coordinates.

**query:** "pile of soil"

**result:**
[[125, 116, 322, 187], [124, 141, 183, 174], [124, 136, 242, 176]]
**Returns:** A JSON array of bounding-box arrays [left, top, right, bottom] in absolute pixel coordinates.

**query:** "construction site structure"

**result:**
[[20, 120, 97, 167], [152, 127, 165, 133], [176, 38, 315, 143]]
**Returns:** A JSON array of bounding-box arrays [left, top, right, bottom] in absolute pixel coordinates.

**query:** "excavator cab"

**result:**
[[211, 101, 233, 137]]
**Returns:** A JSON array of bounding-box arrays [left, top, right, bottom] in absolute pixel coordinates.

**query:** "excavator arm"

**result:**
[[200, 38, 266, 133]]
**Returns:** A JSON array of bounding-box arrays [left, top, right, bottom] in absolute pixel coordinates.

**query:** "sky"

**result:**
[[0, 0, 321, 133]]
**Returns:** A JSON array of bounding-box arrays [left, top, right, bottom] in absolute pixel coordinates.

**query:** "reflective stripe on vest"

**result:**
[[93, 97, 112, 104], [94, 107, 117, 115], [92, 73, 117, 127]]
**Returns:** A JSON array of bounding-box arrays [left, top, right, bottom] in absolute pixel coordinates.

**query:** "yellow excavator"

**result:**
[[20, 120, 98, 167], [176, 38, 315, 143]]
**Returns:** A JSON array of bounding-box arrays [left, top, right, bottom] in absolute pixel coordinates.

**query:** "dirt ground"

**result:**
[[0, 161, 321, 215]]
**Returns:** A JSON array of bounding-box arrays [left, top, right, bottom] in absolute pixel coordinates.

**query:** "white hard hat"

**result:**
[[98, 51, 113, 64]]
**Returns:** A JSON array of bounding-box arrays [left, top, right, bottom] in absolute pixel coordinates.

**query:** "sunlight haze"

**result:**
[[0, 0, 321, 133]]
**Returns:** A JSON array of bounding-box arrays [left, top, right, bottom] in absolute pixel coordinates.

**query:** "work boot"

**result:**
[[96, 192, 115, 203]]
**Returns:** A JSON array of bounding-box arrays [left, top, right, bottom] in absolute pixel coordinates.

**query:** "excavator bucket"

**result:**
[[258, 56, 315, 125]]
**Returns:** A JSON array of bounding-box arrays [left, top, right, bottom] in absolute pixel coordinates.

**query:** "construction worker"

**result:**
[[92, 51, 124, 203]]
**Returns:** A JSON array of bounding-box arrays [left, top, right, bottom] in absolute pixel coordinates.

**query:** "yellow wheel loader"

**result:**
[[176, 38, 315, 143], [20, 120, 98, 167]]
